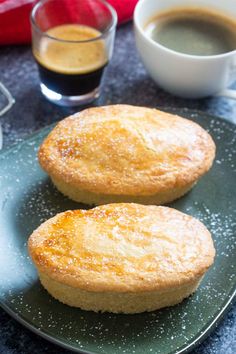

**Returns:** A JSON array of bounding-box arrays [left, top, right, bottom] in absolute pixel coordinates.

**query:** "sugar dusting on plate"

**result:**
[[0, 111, 235, 354]]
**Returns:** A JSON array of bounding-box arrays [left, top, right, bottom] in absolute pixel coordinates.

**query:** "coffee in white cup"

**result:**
[[134, 0, 236, 99]]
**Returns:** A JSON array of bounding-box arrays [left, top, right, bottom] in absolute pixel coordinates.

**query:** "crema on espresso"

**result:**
[[33, 24, 108, 95]]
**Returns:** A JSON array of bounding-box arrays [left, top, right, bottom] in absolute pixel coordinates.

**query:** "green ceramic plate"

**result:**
[[0, 108, 235, 354]]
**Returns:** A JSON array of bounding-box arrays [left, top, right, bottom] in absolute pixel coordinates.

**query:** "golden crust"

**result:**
[[38, 105, 216, 197], [28, 203, 215, 293]]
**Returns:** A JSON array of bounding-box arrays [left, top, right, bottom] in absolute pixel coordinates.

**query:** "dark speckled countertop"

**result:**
[[0, 23, 235, 354]]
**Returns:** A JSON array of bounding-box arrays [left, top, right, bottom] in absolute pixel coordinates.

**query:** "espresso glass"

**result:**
[[31, 0, 117, 106]]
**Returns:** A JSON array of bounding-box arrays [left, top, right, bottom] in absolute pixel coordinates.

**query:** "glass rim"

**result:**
[[30, 0, 117, 43]]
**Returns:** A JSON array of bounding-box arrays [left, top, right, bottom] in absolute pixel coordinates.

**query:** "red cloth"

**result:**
[[0, 0, 138, 45]]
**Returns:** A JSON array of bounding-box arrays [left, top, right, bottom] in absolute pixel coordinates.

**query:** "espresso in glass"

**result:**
[[31, 0, 117, 106], [33, 24, 108, 96]]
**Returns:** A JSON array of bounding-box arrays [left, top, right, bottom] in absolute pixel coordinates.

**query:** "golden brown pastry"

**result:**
[[28, 203, 215, 313], [38, 105, 215, 205]]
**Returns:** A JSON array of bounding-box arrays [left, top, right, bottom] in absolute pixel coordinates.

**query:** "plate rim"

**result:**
[[0, 107, 236, 354], [0, 290, 235, 354]]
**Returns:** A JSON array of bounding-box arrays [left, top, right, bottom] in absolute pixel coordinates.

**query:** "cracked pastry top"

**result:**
[[28, 203, 215, 293], [38, 105, 216, 204]]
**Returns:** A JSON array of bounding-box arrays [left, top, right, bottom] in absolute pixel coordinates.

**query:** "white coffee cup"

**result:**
[[134, 0, 236, 99]]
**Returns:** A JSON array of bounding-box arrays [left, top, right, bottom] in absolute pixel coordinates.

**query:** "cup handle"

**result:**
[[215, 55, 236, 100], [215, 88, 236, 100]]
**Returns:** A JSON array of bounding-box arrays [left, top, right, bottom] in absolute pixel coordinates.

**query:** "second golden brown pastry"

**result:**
[[39, 105, 215, 205], [28, 203, 215, 313]]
